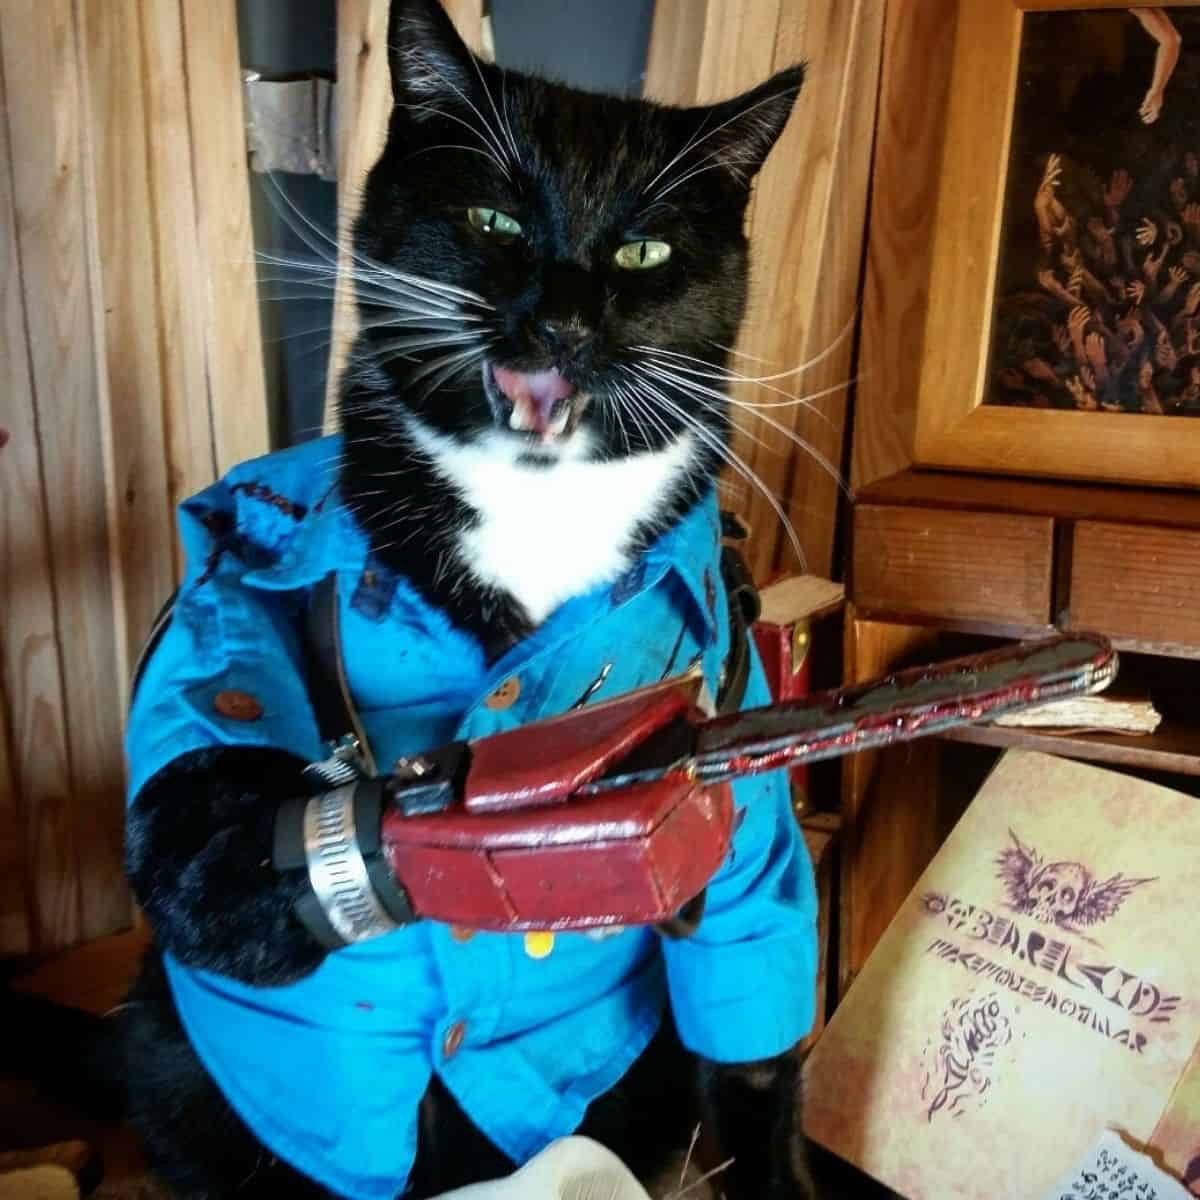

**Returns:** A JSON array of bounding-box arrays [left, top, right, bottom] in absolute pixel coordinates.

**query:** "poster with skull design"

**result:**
[[804, 750, 1200, 1200]]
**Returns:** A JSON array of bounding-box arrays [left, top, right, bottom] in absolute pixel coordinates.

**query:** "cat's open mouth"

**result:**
[[485, 364, 588, 443]]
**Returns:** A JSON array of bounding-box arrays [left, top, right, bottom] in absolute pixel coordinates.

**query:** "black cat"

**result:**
[[122, 2, 818, 1196]]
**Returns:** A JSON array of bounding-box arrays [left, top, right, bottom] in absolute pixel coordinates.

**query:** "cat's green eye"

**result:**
[[468, 206, 523, 241], [614, 240, 672, 271]]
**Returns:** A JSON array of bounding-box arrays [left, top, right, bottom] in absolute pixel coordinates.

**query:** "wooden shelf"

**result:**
[[942, 719, 1200, 777], [938, 647, 1200, 776]]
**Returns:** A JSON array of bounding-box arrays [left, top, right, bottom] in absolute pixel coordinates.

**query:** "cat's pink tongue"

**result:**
[[493, 366, 576, 439]]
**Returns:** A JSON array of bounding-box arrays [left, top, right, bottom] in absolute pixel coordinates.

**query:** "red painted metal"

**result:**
[[378, 633, 1115, 932]]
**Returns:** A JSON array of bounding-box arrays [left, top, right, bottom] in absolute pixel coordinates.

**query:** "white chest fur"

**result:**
[[408, 424, 696, 624]]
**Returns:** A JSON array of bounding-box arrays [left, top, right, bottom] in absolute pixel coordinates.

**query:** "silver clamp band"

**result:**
[[303, 785, 399, 943]]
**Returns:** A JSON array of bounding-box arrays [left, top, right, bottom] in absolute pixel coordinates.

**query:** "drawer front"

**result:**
[[852, 505, 1054, 626], [1070, 521, 1200, 652]]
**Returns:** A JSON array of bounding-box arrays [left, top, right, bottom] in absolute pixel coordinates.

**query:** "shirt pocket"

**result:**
[[535, 585, 709, 718]]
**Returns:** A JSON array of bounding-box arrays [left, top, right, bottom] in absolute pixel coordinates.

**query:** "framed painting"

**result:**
[[914, 0, 1200, 487]]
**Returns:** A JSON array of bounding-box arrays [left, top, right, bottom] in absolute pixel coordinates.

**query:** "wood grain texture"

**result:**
[[755, 0, 883, 580], [0, 0, 266, 955], [645, 0, 884, 580], [0, 46, 55, 955], [1070, 522, 1200, 654], [180, 0, 269, 472], [902, 0, 1200, 488], [943, 720, 1200, 777], [324, 0, 485, 429], [0, 688, 31, 954], [77, 0, 176, 701], [860, 467, 1200, 530], [838, 611, 943, 994], [139, 0, 218, 571], [852, 504, 1054, 626], [851, 0, 957, 488], [1, 0, 127, 946], [642, 0, 710, 103]]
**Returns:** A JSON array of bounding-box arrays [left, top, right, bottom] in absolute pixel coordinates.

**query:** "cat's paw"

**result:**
[[127, 746, 327, 986]]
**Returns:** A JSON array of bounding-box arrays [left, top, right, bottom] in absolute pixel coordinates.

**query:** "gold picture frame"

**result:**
[[913, 0, 1200, 488]]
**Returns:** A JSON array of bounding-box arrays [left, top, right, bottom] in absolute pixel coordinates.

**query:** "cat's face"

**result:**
[[345, 0, 802, 468]]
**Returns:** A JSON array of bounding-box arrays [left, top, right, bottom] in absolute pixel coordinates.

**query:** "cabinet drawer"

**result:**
[[1070, 522, 1200, 653], [852, 505, 1054, 626]]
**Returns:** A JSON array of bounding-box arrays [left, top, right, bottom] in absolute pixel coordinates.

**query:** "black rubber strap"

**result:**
[[716, 542, 760, 717], [305, 573, 357, 745], [128, 588, 179, 704]]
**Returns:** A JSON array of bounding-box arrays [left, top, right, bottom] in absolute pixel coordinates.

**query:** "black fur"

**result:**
[[123, 0, 815, 1195], [126, 747, 323, 986], [340, 0, 803, 657]]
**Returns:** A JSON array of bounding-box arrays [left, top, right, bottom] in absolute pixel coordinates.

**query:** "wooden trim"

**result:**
[[907, 0, 1200, 487], [77, 0, 177, 704], [139, 0, 219, 571], [860, 467, 1200, 530], [645, 0, 884, 580], [851, 0, 958, 489], [180, 0, 269, 472]]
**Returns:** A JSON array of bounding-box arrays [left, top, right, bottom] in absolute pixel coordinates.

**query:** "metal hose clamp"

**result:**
[[302, 785, 399, 944]]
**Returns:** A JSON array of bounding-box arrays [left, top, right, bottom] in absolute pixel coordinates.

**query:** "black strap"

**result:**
[[128, 588, 180, 704], [305, 574, 356, 744], [715, 542, 760, 717]]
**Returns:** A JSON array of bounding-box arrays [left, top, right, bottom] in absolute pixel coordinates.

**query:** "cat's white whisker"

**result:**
[[640, 350, 854, 418], [643, 84, 802, 207], [256, 173, 495, 314], [637, 361, 847, 492], [618, 367, 807, 568], [638, 312, 857, 384]]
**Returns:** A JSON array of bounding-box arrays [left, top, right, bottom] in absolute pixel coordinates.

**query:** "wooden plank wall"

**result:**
[[645, 0, 886, 580], [324, 0, 487, 428], [0, 0, 267, 956]]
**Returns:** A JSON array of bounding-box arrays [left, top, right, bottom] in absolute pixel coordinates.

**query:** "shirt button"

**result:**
[[450, 926, 475, 943], [484, 676, 521, 710], [442, 1020, 467, 1059], [212, 689, 263, 721]]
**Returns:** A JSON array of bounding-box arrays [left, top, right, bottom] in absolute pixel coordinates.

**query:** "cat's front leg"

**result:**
[[699, 1049, 818, 1200], [126, 745, 328, 986]]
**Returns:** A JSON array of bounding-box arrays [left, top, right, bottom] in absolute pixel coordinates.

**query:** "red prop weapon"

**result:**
[[274, 633, 1116, 947]]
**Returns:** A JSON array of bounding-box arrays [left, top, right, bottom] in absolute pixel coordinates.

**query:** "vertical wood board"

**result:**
[[324, 0, 486, 428]]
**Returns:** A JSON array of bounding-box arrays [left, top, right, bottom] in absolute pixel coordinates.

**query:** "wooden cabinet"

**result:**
[[840, 469, 1200, 993]]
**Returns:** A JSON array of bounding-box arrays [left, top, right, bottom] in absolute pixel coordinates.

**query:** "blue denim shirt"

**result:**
[[126, 436, 817, 1200]]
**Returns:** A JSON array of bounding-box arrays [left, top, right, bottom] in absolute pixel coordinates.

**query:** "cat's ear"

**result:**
[[691, 64, 805, 185], [388, 0, 481, 114]]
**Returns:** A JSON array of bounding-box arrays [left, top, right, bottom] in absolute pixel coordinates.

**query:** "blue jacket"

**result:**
[[126, 436, 818, 1200]]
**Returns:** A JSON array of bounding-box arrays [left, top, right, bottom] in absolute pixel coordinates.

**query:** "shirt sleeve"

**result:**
[[125, 480, 324, 802], [661, 652, 819, 1063]]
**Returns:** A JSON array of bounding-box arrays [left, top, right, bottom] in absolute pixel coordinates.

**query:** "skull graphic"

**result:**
[[996, 830, 1156, 935], [1028, 861, 1090, 925]]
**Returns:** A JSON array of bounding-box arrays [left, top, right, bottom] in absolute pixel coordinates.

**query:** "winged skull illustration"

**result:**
[[995, 829, 1156, 933]]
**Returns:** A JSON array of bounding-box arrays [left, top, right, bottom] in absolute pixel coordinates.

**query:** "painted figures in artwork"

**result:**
[[987, 7, 1200, 416], [1134, 8, 1181, 124], [995, 829, 1155, 935]]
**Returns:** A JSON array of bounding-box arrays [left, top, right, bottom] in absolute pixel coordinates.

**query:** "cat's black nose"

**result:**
[[536, 319, 592, 361]]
